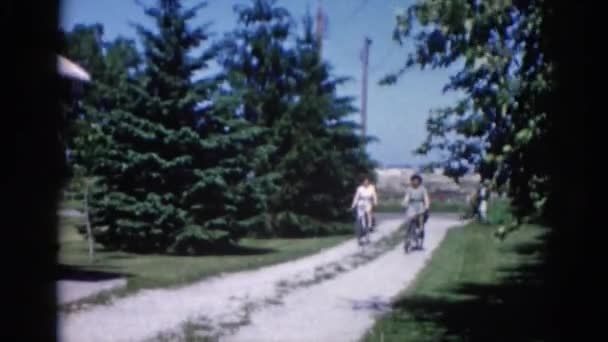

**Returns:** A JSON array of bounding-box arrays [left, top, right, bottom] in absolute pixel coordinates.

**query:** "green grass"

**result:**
[[486, 197, 515, 225], [58, 216, 350, 297], [364, 220, 553, 342]]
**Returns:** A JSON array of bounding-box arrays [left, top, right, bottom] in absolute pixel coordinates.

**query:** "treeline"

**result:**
[[60, 0, 375, 254]]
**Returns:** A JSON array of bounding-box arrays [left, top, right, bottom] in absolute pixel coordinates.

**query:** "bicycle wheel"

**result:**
[[364, 214, 371, 244], [357, 216, 367, 246], [404, 238, 412, 253], [404, 222, 416, 253], [416, 228, 424, 250]]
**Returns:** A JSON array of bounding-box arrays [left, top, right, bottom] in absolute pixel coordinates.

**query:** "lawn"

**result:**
[[58, 215, 350, 297], [364, 220, 556, 341]]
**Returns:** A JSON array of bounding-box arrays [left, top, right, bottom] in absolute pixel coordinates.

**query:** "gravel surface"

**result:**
[[59, 214, 462, 342], [224, 215, 460, 342], [58, 278, 127, 305]]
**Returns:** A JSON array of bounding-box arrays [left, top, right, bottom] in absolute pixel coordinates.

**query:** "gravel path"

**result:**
[[58, 278, 127, 305], [59, 214, 461, 342], [224, 215, 459, 342]]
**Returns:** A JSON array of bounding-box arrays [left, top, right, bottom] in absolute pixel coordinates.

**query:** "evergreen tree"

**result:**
[[271, 13, 376, 236], [218, 2, 376, 236], [216, 0, 295, 235], [62, 24, 143, 258], [182, 74, 278, 246], [60, 24, 105, 169], [66, 0, 376, 248], [62, 24, 142, 176], [81, 0, 216, 253]]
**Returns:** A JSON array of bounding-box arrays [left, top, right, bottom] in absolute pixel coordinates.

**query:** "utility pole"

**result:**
[[360, 36, 372, 137], [315, 0, 326, 55]]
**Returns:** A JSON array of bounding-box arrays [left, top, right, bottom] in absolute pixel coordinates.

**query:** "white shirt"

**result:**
[[353, 185, 377, 209]]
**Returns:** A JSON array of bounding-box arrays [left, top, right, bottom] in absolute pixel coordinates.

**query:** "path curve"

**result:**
[[59, 214, 462, 341], [225, 215, 459, 342]]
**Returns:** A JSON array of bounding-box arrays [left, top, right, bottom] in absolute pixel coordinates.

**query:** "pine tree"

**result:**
[[60, 24, 107, 169], [216, 0, 295, 235], [62, 24, 142, 176], [182, 74, 278, 247], [217, 2, 375, 237], [270, 13, 376, 236], [62, 24, 144, 258], [78, 0, 217, 253]]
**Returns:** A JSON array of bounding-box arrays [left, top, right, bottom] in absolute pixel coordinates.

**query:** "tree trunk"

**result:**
[[84, 180, 95, 263]]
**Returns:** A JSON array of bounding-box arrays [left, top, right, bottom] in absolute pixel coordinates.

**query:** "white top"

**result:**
[[353, 185, 378, 210]]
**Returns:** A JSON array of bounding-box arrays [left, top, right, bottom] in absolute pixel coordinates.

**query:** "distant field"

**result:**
[[374, 168, 478, 215]]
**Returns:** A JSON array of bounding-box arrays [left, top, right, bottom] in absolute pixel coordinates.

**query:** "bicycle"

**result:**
[[354, 202, 372, 246], [404, 211, 428, 253], [369, 212, 377, 233]]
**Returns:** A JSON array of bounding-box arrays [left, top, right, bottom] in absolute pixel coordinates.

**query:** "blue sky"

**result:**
[[61, 0, 462, 167]]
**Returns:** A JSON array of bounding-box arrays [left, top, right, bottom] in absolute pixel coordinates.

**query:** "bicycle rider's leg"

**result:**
[[365, 209, 372, 230], [404, 211, 415, 237], [355, 208, 363, 238], [419, 214, 425, 245], [356, 212, 365, 245], [370, 209, 376, 230]]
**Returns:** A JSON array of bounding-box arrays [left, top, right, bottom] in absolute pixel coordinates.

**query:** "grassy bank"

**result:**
[[58, 215, 350, 297], [364, 220, 554, 341]]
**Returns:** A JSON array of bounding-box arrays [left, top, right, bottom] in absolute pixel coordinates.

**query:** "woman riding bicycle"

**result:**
[[402, 174, 431, 228], [350, 176, 378, 230]]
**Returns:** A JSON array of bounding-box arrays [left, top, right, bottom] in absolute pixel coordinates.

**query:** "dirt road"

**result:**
[[59, 214, 462, 342]]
